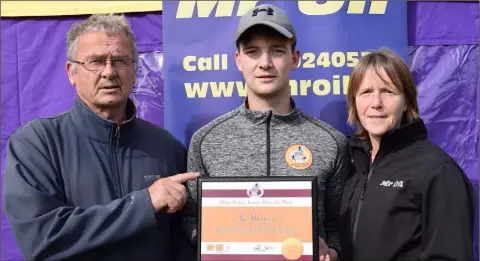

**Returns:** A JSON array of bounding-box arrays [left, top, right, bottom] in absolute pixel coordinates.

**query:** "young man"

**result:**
[[4, 14, 198, 261], [183, 4, 350, 261]]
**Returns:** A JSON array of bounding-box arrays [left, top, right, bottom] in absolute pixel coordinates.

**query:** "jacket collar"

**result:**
[[349, 117, 428, 154], [239, 97, 300, 125], [70, 95, 137, 143]]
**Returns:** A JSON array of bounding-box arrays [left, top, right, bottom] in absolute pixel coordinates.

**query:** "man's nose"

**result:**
[[258, 52, 273, 69], [101, 61, 118, 79]]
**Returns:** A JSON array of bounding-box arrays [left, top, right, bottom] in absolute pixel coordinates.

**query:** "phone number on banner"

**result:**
[[297, 51, 371, 69]]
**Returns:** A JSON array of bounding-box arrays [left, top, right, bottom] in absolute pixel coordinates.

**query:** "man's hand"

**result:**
[[319, 237, 337, 261], [147, 172, 200, 213]]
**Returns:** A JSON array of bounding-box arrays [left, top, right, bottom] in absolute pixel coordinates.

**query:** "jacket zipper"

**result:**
[[352, 166, 374, 244], [266, 111, 272, 176], [348, 178, 360, 200], [113, 126, 123, 197]]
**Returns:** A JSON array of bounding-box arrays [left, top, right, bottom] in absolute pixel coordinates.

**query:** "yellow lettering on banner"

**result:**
[[185, 81, 246, 98], [298, 1, 387, 15], [185, 82, 209, 98], [198, 57, 212, 71], [346, 52, 359, 67], [237, 1, 259, 16], [290, 80, 298, 96], [301, 53, 316, 69], [289, 76, 349, 97], [332, 75, 341, 95], [331, 52, 346, 68], [316, 53, 331, 68], [184, 76, 350, 98], [176, 0, 387, 18], [342, 75, 350, 95], [183, 54, 228, 72], [296, 52, 370, 69], [183, 56, 196, 72], [236, 81, 247, 97], [176, 1, 257, 18], [347, 1, 366, 14], [210, 81, 235, 97], [370, 1, 388, 15], [298, 1, 344, 16], [361, 51, 371, 57], [176, 1, 232, 18], [300, 80, 311, 96], [313, 80, 331, 96]]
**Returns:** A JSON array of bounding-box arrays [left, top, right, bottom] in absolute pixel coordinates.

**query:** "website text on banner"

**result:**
[[163, 1, 408, 145]]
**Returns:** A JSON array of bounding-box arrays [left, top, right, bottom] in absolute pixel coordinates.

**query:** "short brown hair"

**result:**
[[346, 48, 419, 138]]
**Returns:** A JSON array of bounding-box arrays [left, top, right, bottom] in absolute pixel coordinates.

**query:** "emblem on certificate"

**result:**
[[197, 177, 319, 261]]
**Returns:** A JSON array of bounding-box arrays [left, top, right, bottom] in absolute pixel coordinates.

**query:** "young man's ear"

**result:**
[[291, 49, 300, 71], [235, 50, 243, 72]]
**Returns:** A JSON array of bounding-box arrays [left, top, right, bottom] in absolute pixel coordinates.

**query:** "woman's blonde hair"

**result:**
[[346, 48, 419, 138]]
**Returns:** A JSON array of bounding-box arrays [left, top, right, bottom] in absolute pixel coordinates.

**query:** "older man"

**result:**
[[4, 14, 198, 261]]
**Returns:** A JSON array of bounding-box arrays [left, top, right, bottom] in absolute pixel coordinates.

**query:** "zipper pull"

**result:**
[[115, 126, 120, 152], [360, 177, 369, 200]]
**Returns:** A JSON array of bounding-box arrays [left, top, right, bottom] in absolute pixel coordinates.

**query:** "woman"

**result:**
[[339, 48, 475, 261]]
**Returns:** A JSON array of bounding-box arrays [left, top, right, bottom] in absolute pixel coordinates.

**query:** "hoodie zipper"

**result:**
[[112, 126, 124, 197], [266, 111, 272, 176]]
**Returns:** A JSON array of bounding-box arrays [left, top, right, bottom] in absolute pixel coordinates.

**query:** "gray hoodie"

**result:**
[[183, 99, 350, 253]]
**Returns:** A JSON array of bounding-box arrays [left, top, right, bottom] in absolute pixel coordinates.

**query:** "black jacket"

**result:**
[[339, 118, 475, 261], [4, 96, 195, 261]]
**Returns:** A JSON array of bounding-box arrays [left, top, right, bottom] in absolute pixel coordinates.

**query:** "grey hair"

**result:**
[[66, 13, 138, 70]]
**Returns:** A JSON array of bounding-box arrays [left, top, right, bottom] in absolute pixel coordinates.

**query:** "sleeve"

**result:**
[[324, 139, 350, 254], [419, 162, 475, 261], [182, 131, 209, 246], [3, 131, 157, 261]]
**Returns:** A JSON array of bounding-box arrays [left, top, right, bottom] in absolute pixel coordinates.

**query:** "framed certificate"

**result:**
[[197, 176, 318, 261]]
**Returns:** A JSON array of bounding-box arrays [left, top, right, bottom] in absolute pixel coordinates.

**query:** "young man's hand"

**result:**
[[319, 237, 338, 261]]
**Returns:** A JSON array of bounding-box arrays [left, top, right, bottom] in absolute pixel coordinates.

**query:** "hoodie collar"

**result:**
[[70, 95, 137, 143], [239, 97, 300, 125]]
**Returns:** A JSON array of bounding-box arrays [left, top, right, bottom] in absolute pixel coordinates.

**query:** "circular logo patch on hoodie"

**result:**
[[285, 144, 312, 170]]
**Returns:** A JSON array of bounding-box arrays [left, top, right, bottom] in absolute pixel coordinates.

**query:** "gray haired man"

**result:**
[[4, 14, 198, 261]]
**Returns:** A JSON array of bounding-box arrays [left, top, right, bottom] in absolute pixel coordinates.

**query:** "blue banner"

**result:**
[[163, 0, 408, 146]]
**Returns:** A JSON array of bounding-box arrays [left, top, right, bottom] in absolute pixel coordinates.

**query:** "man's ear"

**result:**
[[235, 50, 242, 72], [65, 61, 76, 86], [291, 49, 300, 71]]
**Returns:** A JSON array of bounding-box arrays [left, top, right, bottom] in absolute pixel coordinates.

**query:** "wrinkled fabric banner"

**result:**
[[410, 45, 479, 261]]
